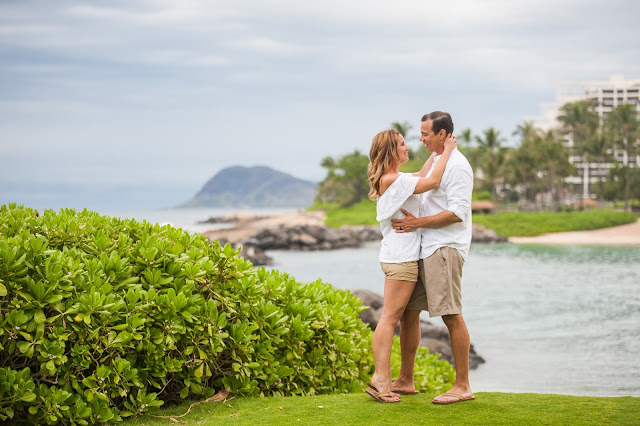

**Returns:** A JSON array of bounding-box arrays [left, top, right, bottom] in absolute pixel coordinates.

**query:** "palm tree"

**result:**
[[456, 128, 483, 170], [512, 122, 542, 207], [475, 127, 506, 212], [391, 121, 413, 138], [557, 101, 599, 208], [585, 131, 611, 205], [537, 130, 572, 211], [605, 104, 640, 211], [458, 128, 473, 145]]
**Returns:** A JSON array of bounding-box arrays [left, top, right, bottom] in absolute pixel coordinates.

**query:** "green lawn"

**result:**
[[312, 202, 638, 237], [132, 392, 639, 425], [312, 201, 377, 227], [472, 210, 638, 237]]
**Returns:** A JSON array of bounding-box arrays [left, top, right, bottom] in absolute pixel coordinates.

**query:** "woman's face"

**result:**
[[396, 133, 409, 164]]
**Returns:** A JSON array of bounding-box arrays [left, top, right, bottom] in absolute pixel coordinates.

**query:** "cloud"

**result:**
[[1, 0, 639, 208]]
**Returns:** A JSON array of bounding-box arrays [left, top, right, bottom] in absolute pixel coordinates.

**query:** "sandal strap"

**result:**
[[439, 392, 464, 400]]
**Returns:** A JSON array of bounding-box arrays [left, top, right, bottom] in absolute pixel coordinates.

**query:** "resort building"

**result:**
[[528, 75, 640, 199]]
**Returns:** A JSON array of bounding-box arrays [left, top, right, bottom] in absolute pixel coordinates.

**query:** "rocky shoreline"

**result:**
[[203, 213, 507, 265], [353, 289, 485, 370]]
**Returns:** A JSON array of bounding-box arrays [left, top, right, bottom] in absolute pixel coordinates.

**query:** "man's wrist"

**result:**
[[413, 216, 429, 229]]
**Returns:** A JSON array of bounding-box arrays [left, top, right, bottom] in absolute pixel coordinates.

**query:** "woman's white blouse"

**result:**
[[376, 173, 421, 263]]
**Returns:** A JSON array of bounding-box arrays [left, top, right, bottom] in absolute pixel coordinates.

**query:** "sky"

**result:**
[[1, 0, 639, 210]]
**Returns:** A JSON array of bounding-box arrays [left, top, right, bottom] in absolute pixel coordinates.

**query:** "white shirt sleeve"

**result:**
[[376, 174, 420, 221], [445, 162, 473, 222]]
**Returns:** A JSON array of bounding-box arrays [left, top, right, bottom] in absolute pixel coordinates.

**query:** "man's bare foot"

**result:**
[[431, 386, 474, 404]]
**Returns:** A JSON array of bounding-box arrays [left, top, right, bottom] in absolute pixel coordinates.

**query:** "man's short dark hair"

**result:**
[[421, 111, 454, 136]]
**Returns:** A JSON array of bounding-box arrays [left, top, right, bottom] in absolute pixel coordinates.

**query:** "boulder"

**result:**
[[352, 289, 384, 310], [472, 224, 508, 243], [217, 238, 274, 266]]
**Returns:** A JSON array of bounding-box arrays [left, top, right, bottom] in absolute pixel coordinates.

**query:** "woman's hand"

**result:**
[[444, 134, 457, 152]]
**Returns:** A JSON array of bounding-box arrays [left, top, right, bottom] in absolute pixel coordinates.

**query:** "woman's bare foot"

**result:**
[[368, 374, 396, 396], [391, 377, 418, 395]]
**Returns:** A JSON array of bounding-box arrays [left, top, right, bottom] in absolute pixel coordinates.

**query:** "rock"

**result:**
[[197, 216, 233, 224], [420, 337, 453, 362], [351, 288, 485, 370], [352, 289, 384, 310], [472, 224, 507, 243], [239, 244, 272, 266], [297, 233, 318, 245], [359, 306, 383, 330], [243, 225, 382, 252], [214, 238, 273, 266], [420, 321, 450, 341]]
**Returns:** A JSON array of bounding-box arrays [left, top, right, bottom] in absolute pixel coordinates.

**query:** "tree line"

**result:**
[[315, 102, 640, 213]]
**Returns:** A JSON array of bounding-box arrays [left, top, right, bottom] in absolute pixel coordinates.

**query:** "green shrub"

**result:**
[[472, 190, 492, 201], [0, 204, 373, 424]]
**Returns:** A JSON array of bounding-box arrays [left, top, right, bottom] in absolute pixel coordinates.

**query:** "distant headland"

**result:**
[[180, 165, 317, 208]]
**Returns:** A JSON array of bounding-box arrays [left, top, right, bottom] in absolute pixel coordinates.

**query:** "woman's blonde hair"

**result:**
[[367, 128, 401, 200]]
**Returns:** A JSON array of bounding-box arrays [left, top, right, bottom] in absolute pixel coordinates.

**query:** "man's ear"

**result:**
[[438, 129, 447, 141]]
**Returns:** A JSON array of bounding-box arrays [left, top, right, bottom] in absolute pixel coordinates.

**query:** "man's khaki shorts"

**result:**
[[405, 247, 464, 317], [380, 261, 419, 282]]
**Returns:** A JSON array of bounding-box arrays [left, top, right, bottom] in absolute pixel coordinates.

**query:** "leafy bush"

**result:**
[[0, 204, 373, 424], [472, 190, 492, 201]]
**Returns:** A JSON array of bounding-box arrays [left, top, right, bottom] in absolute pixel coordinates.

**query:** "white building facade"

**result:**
[[528, 75, 640, 199]]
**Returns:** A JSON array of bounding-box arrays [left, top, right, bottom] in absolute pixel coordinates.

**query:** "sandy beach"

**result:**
[[509, 218, 640, 246]]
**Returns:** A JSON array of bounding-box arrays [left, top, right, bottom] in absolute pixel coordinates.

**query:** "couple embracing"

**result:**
[[366, 111, 474, 405]]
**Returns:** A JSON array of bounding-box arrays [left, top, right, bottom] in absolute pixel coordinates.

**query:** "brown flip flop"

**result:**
[[368, 381, 418, 395], [365, 388, 400, 403], [431, 392, 475, 405], [393, 389, 420, 395]]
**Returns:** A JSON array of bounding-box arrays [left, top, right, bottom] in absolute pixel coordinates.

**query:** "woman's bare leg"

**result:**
[[370, 278, 416, 399]]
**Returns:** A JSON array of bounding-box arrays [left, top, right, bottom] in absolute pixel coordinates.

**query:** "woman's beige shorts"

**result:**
[[380, 261, 419, 282]]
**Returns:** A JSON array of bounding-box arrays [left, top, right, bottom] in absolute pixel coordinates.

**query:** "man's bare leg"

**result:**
[[391, 309, 421, 393], [432, 313, 473, 403]]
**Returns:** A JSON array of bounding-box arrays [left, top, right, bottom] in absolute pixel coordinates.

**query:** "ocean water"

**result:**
[[95, 206, 299, 234], [266, 242, 640, 397], [85, 208, 640, 397]]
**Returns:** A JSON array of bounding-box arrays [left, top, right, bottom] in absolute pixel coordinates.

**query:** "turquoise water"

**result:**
[[267, 242, 640, 397]]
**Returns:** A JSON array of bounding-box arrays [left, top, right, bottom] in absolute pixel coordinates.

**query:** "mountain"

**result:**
[[181, 166, 317, 208]]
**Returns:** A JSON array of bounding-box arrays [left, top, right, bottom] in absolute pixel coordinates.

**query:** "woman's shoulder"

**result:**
[[379, 172, 400, 195]]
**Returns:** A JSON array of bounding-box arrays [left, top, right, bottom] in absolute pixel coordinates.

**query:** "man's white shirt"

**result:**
[[419, 148, 474, 260]]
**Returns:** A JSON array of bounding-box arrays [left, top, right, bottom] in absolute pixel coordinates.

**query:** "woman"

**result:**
[[365, 128, 456, 403]]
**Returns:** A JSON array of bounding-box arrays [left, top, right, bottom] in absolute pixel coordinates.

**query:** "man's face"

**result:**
[[420, 120, 444, 154]]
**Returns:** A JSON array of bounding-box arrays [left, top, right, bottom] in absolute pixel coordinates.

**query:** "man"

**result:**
[[391, 111, 474, 404]]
